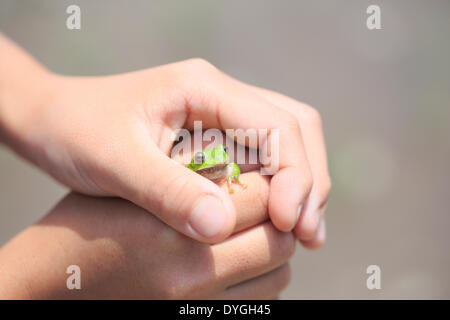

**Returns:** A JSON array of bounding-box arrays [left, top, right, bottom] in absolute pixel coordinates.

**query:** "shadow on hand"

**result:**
[[37, 192, 289, 298]]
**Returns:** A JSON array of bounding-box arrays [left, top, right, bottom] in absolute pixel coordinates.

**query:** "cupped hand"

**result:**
[[0, 182, 294, 299], [9, 59, 330, 245]]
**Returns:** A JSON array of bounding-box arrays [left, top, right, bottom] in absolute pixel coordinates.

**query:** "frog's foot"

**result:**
[[232, 178, 247, 189], [227, 178, 235, 194]]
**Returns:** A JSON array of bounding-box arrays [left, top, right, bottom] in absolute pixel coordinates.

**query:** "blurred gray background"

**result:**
[[1, 0, 449, 299]]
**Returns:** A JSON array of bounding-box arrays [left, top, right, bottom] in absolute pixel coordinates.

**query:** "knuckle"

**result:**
[[183, 58, 217, 74], [303, 104, 323, 127], [279, 111, 301, 129], [174, 58, 220, 97], [302, 171, 314, 196], [275, 111, 302, 139]]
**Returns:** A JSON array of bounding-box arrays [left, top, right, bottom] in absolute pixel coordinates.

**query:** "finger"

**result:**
[[172, 59, 313, 232], [248, 86, 331, 241], [211, 221, 296, 288], [223, 171, 270, 233], [212, 263, 291, 300], [105, 143, 236, 244], [299, 217, 326, 250]]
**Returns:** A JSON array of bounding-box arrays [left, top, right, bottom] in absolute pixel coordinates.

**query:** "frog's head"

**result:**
[[187, 144, 229, 171]]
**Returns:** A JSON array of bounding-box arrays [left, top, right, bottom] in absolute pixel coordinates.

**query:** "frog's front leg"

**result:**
[[227, 175, 234, 194], [225, 163, 246, 194], [229, 163, 247, 192], [232, 175, 247, 189]]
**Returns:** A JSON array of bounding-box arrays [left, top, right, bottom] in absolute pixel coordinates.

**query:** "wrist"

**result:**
[[0, 68, 61, 158]]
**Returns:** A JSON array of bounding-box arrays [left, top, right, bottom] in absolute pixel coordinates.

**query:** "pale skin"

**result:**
[[0, 34, 331, 297]]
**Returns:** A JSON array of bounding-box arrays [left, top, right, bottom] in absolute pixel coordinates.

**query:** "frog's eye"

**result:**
[[194, 152, 206, 164], [223, 146, 228, 154]]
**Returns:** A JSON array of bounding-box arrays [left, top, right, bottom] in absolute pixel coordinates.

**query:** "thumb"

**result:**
[[110, 146, 236, 244]]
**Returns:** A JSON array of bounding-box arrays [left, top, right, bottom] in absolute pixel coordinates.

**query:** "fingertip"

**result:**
[[268, 167, 311, 232], [294, 204, 321, 241], [300, 218, 326, 250], [187, 193, 236, 244]]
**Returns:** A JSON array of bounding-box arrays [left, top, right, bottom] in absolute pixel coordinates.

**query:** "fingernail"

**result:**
[[298, 201, 321, 241], [189, 195, 227, 238], [313, 207, 322, 224], [296, 205, 303, 222], [317, 218, 326, 242]]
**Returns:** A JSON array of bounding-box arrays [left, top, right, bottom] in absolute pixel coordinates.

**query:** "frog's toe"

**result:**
[[232, 179, 247, 189]]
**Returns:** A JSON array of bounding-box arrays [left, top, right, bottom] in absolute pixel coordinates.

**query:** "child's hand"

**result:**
[[2, 44, 330, 245], [0, 189, 294, 299]]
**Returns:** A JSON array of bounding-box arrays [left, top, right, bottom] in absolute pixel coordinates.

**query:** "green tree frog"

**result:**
[[186, 144, 247, 194]]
